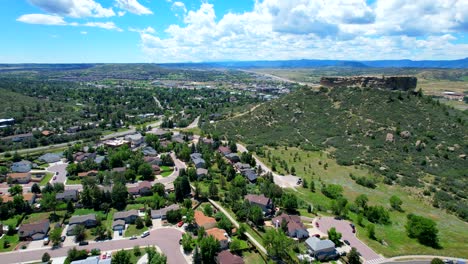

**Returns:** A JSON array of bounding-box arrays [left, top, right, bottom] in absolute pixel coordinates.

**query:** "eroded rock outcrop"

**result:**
[[320, 76, 417, 91]]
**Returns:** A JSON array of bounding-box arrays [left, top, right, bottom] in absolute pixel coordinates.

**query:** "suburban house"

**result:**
[[11, 160, 33, 173], [206, 228, 230, 249], [225, 153, 240, 163], [128, 181, 153, 196], [103, 139, 130, 148], [151, 204, 181, 219], [200, 138, 214, 145], [125, 133, 144, 147], [1, 193, 36, 205], [67, 214, 98, 236], [142, 146, 157, 156], [144, 156, 162, 166], [216, 250, 244, 264], [114, 210, 139, 224], [195, 211, 217, 230], [190, 153, 206, 169], [305, 236, 338, 261], [38, 153, 62, 163], [70, 256, 111, 264], [272, 214, 309, 238], [112, 220, 126, 231], [171, 134, 185, 144], [78, 170, 98, 177], [41, 130, 54, 137], [146, 128, 171, 138], [18, 220, 50, 241], [245, 194, 273, 215], [67, 126, 80, 134], [152, 165, 161, 174], [234, 162, 251, 173], [196, 168, 208, 179], [74, 152, 96, 163], [242, 169, 258, 183], [218, 146, 232, 156], [7, 172, 31, 184], [56, 190, 79, 202]]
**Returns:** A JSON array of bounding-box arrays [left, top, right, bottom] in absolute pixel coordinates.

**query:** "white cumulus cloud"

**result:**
[[172, 2, 187, 13], [16, 13, 67, 25], [115, 0, 153, 15], [29, 0, 115, 18], [135, 0, 468, 62]]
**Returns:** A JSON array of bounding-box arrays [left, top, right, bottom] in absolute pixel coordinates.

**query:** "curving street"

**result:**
[[1, 228, 185, 264]]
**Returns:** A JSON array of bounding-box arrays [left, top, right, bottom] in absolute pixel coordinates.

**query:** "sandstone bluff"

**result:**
[[320, 76, 417, 91]]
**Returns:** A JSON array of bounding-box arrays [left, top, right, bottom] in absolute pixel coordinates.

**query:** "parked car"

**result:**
[[344, 240, 350, 245], [43, 237, 50, 245], [141, 231, 150, 238], [315, 222, 319, 227], [79, 241, 89, 246], [61, 236, 66, 242], [130, 236, 137, 240], [53, 176, 57, 180], [177, 221, 184, 227]]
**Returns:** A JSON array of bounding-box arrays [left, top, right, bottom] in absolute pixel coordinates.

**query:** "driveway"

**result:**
[[236, 143, 299, 189], [0, 228, 186, 264], [316, 217, 383, 262], [47, 162, 68, 184]]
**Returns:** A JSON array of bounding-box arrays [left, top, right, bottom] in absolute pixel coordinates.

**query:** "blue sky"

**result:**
[[1, 0, 467, 63]]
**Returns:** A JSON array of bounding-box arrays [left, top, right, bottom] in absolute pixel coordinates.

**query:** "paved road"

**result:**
[[316, 217, 382, 262], [186, 116, 200, 129], [0, 228, 185, 264], [236, 143, 299, 189]]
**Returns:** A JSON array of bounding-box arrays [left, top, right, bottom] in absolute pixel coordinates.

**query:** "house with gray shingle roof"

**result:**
[[38, 153, 62, 163], [11, 160, 33, 173], [305, 236, 338, 261]]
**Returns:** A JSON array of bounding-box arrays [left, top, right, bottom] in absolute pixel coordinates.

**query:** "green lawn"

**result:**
[[112, 249, 142, 264], [2, 215, 22, 227], [260, 147, 468, 258], [72, 209, 107, 220], [66, 178, 82, 185], [0, 234, 19, 252], [22, 211, 65, 224], [125, 204, 145, 210], [160, 166, 173, 177], [39, 172, 53, 186], [124, 225, 148, 237], [105, 209, 116, 231], [242, 250, 267, 264]]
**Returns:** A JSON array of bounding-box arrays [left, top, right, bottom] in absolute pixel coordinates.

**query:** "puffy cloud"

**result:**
[[17, 13, 122, 31], [16, 13, 66, 25], [171, 2, 187, 14], [374, 0, 468, 36], [115, 0, 153, 15], [80, 31, 88, 34], [83, 22, 122, 31], [133, 0, 468, 62], [28, 0, 115, 18], [129, 26, 156, 34]]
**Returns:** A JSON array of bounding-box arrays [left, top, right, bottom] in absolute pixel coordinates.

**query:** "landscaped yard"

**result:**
[[66, 178, 82, 185], [72, 209, 107, 220], [242, 250, 266, 264], [22, 211, 65, 224], [160, 166, 173, 177], [0, 234, 19, 252], [39, 172, 53, 186], [259, 146, 468, 258], [124, 225, 148, 237]]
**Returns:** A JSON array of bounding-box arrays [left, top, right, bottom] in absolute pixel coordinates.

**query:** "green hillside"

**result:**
[[207, 87, 468, 221]]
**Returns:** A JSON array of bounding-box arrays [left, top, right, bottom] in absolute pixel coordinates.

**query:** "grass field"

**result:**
[[242, 250, 267, 264], [259, 147, 468, 258], [22, 211, 66, 224], [125, 204, 145, 210], [72, 208, 107, 219]]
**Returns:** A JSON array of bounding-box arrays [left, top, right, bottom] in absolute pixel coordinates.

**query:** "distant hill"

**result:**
[[206, 87, 468, 220], [160, 58, 468, 69]]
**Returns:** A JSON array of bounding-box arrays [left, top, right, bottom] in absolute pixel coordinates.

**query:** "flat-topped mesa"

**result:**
[[320, 76, 418, 91]]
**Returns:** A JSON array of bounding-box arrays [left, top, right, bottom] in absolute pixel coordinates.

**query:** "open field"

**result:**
[[259, 147, 468, 258]]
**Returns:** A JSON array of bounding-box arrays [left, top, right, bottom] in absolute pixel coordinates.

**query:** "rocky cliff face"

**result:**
[[320, 76, 418, 91]]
